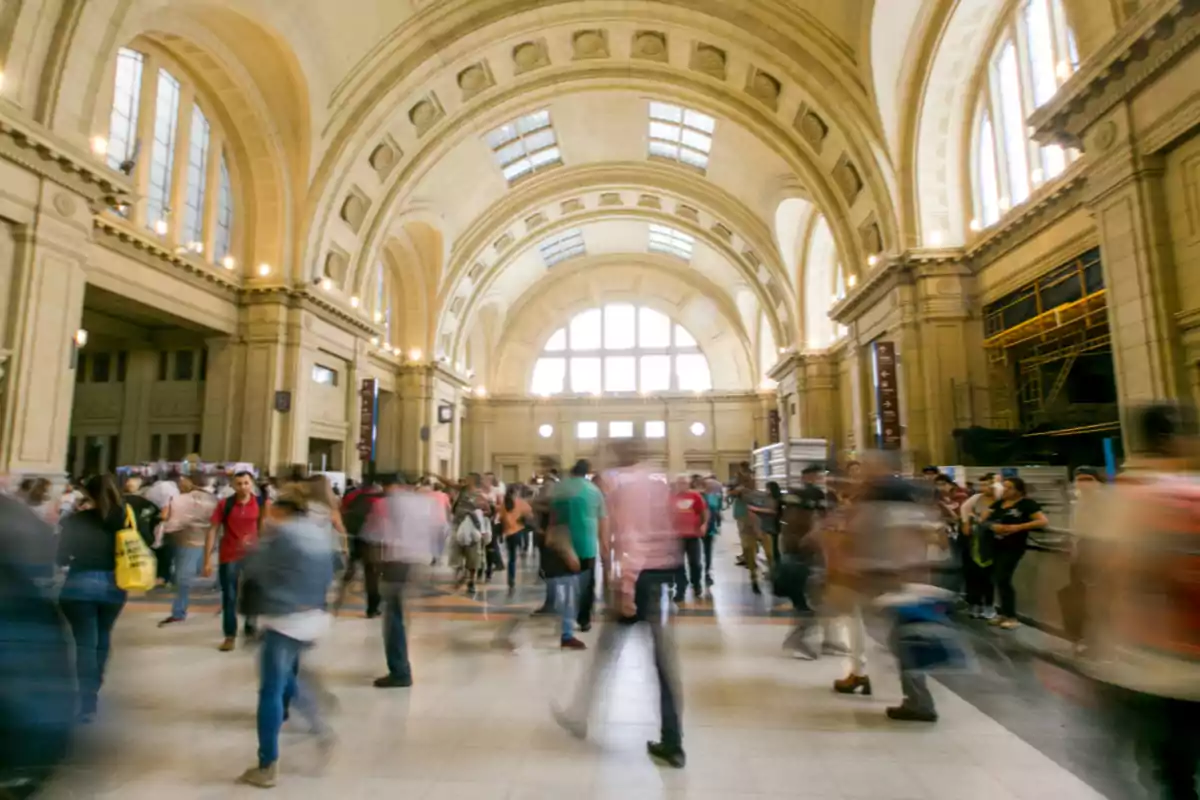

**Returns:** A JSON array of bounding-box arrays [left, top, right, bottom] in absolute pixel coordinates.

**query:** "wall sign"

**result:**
[[768, 408, 781, 444], [358, 378, 378, 462], [873, 341, 902, 450], [274, 391, 291, 413], [437, 402, 454, 424]]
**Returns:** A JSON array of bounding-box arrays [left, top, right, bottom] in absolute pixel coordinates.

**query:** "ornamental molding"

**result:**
[[964, 164, 1090, 269], [1029, 0, 1200, 148], [93, 217, 240, 295], [469, 390, 762, 407], [0, 104, 133, 208]]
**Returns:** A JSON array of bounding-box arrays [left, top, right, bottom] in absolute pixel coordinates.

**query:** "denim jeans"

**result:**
[[506, 533, 523, 589], [59, 570, 126, 716], [674, 539, 703, 592], [576, 558, 596, 627], [256, 630, 324, 767], [993, 544, 1026, 618], [546, 574, 577, 640], [171, 545, 204, 619], [564, 569, 682, 746], [382, 580, 411, 681], [218, 561, 256, 638]]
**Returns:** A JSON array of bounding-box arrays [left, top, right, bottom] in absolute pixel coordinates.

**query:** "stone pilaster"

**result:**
[[117, 349, 158, 464], [199, 337, 236, 462]]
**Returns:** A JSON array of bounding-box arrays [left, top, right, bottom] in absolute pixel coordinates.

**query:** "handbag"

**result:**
[[971, 520, 996, 568], [114, 505, 157, 592]]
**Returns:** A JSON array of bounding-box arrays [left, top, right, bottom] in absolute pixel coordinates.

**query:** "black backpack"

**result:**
[[342, 490, 383, 539]]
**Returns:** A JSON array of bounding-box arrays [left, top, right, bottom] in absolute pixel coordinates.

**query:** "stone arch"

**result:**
[[44, 0, 311, 278], [381, 220, 444, 353]]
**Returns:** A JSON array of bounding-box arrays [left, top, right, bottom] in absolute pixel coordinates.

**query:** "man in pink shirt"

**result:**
[[554, 439, 685, 768]]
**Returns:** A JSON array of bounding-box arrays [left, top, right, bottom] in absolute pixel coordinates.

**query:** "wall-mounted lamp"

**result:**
[[350, 296, 360, 308], [320, 277, 333, 291], [969, 219, 983, 233], [867, 254, 879, 268], [222, 255, 236, 270], [408, 348, 423, 362], [90, 136, 108, 156], [153, 218, 168, 236], [373, 311, 383, 323], [71, 328, 88, 371], [257, 263, 272, 277]]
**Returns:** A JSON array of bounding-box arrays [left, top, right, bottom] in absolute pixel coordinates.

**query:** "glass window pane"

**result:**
[[544, 328, 566, 351], [649, 141, 678, 159], [182, 105, 210, 249], [674, 325, 697, 348], [649, 121, 681, 142], [529, 147, 560, 167], [676, 353, 711, 391], [517, 110, 550, 133], [577, 421, 598, 439], [570, 357, 602, 394], [486, 123, 518, 148], [683, 109, 715, 133], [604, 304, 636, 349], [502, 159, 533, 181], [1024, 0, 1058, 108], [107, 48, 144, 171], [214, 155, 234, 263], [644, 420, 666, 439], [979, 114, 1001, 226], [604, 356, 637, 392], [638, 308, 671, 347], [679, 148, 709, 169], [609, 421, 634, 439], [495, 140, 527, 165], [649, 102, 682, 122], [569, 309, 602, 350], [146, 70, 181, 231], [680, 129, 711, 152], [996, 41, 1031, 204], [523, 128, 556, 152], [1042, 143, 1066, 179], [531, 357, 565, 395], [640, 355, 671, 392]]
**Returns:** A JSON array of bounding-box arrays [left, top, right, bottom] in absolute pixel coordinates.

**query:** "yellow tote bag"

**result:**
[[114, 504, 157, 592]]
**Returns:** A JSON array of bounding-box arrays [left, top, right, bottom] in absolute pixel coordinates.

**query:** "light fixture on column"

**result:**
[[221, 255, 236, 270], [969, 219, 983, 233], [373, 311, 383, 323], [1031, 168, 1044, 185], [928, 230, 945, 247], [408, 348, 423, 362], [370, 336, 380, 346], [153, 218, 168, 236], [187, 241, 203, 254], [257, 263, 271, 277], [90, 136, 108, 156], [998, 196, 1011, 212], [1055, 60, 1072, 82], [867, 254, 879, 268], [847, 274, 858, 288], [320, 277, 333, 291], [474, 386, 487, 397], [73, 329, 89, 348], [350, 296, 360, 308]]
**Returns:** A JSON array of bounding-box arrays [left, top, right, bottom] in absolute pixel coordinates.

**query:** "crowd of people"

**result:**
[[3, 402, 1200, 797]]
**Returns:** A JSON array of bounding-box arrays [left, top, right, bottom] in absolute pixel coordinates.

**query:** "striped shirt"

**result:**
[[605, 464, 681, 603]]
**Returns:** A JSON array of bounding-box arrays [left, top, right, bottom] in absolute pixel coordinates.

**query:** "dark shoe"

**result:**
[[735, 556, 746, 567], [751, 580, 762, 595], [560, 637, 587, 651], [647, 741, 686, 769], [531, 605, 555, 617], [373, 675, 413, 688], [365, 610, 381, 619], [237, 763, 277, 788], [157, 616, 185, 627], [219, 637, 236, 652], [673, 591, 686, 603], [833, 674, 872, 695], [577, 622, 592, 633], [466, 583, 476, 594], [886, 705, 937, 722], [705, 573, 714, 586]]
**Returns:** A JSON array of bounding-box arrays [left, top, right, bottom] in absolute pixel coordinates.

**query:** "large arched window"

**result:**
[[369, 261, 395, 347], [100, 44, 238, 269], [803, 216, 848, 350], [972, 0, 1078, 230], [531, 305, 712, 396]]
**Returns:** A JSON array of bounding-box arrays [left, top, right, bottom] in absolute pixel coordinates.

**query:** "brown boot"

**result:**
[[833, 674, 872, 695], [219, 637, 236, 652]]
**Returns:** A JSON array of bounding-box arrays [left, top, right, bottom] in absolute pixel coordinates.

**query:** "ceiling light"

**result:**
[[257, 263, 271, 277], [350, 296, 360, 308], [90, 136, 108, 156], [320, 277, 333, 291], [221, 255, 236, 270], [867, 254, 879, 268], [847, 274, 858, 288], [153, 219, 168, 235], [969, 219, 983, 232], [408, 348, 422, 362]]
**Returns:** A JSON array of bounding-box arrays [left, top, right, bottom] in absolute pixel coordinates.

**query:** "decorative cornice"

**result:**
[[93, 217, 240, 293], [964, 164, 1089, 268], [0, 103, 133, 207], [468, 390, 762, 407], [1029, 0, 1200, 148]]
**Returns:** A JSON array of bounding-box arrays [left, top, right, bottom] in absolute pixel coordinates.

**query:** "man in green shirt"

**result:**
[[551, 459, 608, 634]]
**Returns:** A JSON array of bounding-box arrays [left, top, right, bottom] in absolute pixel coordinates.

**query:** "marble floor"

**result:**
[[41, 535, 1119, 800]]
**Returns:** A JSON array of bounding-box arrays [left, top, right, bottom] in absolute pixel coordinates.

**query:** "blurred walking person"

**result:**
[[157, 474, 218, 626], [203, 471, 265, 650], [368, 475, 441, 688], [554, 439, 686, 768], [551, 459, 606, 634], [670, 475, 708, 601]]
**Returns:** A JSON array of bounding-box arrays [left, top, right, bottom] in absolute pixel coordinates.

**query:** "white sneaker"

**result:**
[[981, 607, 997, 620]]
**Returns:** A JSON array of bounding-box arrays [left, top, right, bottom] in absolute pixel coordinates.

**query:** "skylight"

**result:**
[[486, 109, 561, 182], [539, 228, 585, 267], [648, 224, 694, 260], [648, 101, 715, 170]]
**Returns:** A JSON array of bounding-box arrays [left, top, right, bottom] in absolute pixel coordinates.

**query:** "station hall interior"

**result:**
[[2, 0, 1200, 798]]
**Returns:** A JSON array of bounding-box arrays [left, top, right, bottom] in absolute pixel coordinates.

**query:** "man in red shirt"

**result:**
[[203, 471, 264, 651], [671, 475, 709, 602]]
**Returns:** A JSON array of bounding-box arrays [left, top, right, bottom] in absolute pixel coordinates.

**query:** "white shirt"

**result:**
[[145, 480, 180, 511], [262, 609, 330, 642]]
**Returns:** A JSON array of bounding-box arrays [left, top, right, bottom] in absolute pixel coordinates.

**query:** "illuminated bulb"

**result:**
[[1031, 168, 1044, 184], [1055, 60, 1072, 82], [370, 336, 380, 346], [350, 296, 360, 308], [90, 136, 108, 155], [188, 241, 203, 254], [969, 219, 983, 233], [320, 277, 333, 291], [998, 196, 1011, 212], [455, 361, 463, 372], [257, 263, 271, 277], [848, 274, 858, 288], [373, 311, 383, 323], [760, 378, 777, 391], [408, 348, 422, 362], [222, 255, 236, 270], [778, 347, 787, 354], [0, 71, 5, 93], [153, 219, 168, 235], [867, 254, 879, 268], [73, 329, 89, 347], [475, 386, 487, 397], [928, 230, 944, 247], [383, 342, 393, 353]]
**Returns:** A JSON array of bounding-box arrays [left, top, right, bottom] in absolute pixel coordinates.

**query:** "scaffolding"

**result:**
[[983, 249, 1113, 431]]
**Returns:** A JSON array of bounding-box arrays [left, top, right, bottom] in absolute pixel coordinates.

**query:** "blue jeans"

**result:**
[[256, 630, 324, 767], [59, 570, 126, 716], [546, 575, 578, 641], [218, 561, 256, 638], [171, 545, 204, 619], [383, 580, 411, 681]]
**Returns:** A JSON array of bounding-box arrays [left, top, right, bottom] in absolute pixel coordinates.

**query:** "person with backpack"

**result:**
[[337, 478, 385, 617], [202, 471, 264, 651]]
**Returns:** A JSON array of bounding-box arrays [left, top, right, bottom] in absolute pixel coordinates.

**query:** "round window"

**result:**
[[538, 424, 554, 438], [689, 421, 706, 436]]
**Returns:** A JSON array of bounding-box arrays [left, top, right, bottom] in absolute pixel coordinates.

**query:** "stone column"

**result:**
[[666, 405, 687, 474], [117, 349, 158, 464], [199, 337, 236, 462], [396, 365, 432, 475], [1085, 109, 1186, 413], [237, 297, 290, 474], [0, 186, 90, 475], [800, 352, 841, 444]]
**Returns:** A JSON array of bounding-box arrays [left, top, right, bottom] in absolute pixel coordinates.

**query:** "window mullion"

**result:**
[[987, 82, 1010, 209], [202, 127, 223, 262], [132, 53, 161, 228], [168, 82, 195, 248]]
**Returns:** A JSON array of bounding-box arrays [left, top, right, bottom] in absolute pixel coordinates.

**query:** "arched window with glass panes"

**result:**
[[971, 0, 1079, 231], [530, 305, 713, 396], [103, 44, 237, 269]]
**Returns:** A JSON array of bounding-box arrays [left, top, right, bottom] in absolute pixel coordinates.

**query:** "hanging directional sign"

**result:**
[[873, 341, 902, 450], [359, 378, 378, 461]]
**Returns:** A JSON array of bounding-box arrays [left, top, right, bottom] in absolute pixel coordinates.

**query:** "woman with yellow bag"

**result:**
[[56, 473, 133, 723]]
